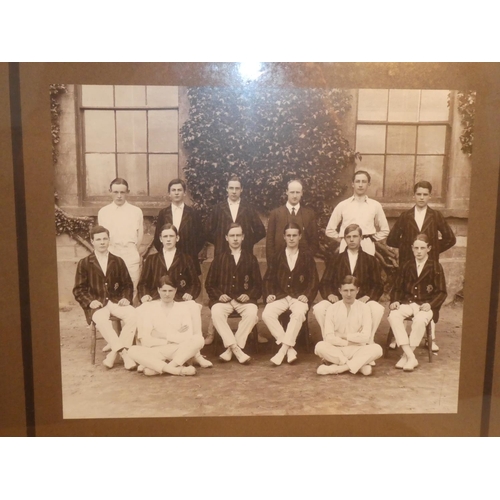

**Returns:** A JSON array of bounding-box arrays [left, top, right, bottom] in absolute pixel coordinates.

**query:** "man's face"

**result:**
[[110, 183, 129, 206], [225, 227, 244, 251], [414, 187, 431, 208], [227, 181, 242, 202], [169, 183, 185, 204], [91, 232, 110, 254], [160, 229, 179, 250], [352, 174, 370, 197], [344, 229, 361, 250], [412, 239, 431, 262], [339, 283, 359, 305], [286, 182, 303, 206], [158, 284, 176, 303], [283, 228, 301, 249]]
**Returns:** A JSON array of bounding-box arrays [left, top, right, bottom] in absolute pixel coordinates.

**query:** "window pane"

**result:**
[[387, 125, 417, 154], [388, 89, 420, 122], [385, 155, 415, 198], [416, 156, 444, 197], [356, 155, 384, 198], [81, 85, 114, 107], [147, 86, 179, 107], [149, 110, 179, 153], [84, 110, 115, 152], [149, 154, 179, 197], [417, 125, 447, 154], [419, 90, 450, 121], [85, 154, 116, 196], [357, 89, 388, 121], [117, 154, 147, 195], [116, 111, 147, 153], [115, 85, 146, 107], [356, 124, 386, 154]]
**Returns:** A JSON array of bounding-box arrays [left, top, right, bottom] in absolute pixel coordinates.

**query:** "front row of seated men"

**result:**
[[73, 220, 447, 377]]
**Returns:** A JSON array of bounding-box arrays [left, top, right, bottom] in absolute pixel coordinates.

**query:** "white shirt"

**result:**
[[172, 203, 185, 231], [98, 201, 144, 254], [324, 300, 372, 347], [416, 257, 428, 276], [285, 248, 299, 271], [414, 206, 427, 231], [163, 248, 176, 270], [286, 202, 301, 215], [228, 198, 240, 222], [231, 249, 242, 265], [94, 251, 109, 275], [347, 249, 359, 274]]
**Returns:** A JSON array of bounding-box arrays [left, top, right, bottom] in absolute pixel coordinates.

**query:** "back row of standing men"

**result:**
[[74, 170, 456, 376]]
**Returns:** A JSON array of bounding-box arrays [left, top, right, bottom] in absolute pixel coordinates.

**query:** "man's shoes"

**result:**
[[359, 365, 373, 376], [403, 357, 419, 372], [120, 350, 137, 370], [395, 354, 408, 369], [389, 341, 397, 350], [137, 364, 145, 373], [178, 366, 197, 376], [232, 346, 251, 364], [258, 334, 269, 344], [204, 332, 214, 346], [219, 348, 233, 362], [143, 368, 160, 376], [317, 364, 343, 375], [287, 348, 298, 364], [194, 354, 213, 368], [270, 352, 286, 366], [102, 351, 117, 369], [102, 343, 111, 353], [431, 341, 439, 352]]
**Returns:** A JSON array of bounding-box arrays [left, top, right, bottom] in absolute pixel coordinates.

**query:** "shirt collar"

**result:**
[[94, 251, 109, 259], [112, 201, 128, 209], [228, 198, 241, 206], [286, 202, 300, 212], [415, 257, 428, 268], [350, 195, 368, 203], [172, 203, 185, 210]]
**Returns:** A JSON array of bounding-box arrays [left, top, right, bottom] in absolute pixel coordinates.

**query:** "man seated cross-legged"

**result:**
[[205, 223, 262, 364], [315, 275, 383, 376], [262, 222, 319, 366]]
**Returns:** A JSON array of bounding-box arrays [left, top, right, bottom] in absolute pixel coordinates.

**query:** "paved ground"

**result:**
[[59, 301, 463, 419]]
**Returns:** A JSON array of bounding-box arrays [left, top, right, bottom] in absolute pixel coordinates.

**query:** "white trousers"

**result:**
[[313, 299, 384, 343], [211, 300, 258, 349], [262, 296, 308, 347], [92, 302, 137, 352], [128, 335, 205, 373], [388, 303, 433, 348], [315, 341, 383, 374]]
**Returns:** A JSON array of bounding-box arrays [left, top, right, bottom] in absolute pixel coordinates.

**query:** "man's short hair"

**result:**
[[283, 222, 302, 234], [287, 179, 303, 189], [158, 274, 178, 289], [226, 222, 244, 235], [414, 180, 433, 193], [344, 224, 363, 237], [339, 275, 359, 288], [228, 175, 242, 187], [109, 178, 129, 191], [168, 178, 187, 192], [160, 223, 179, 236], [90, 225, 110, 239], [352, 170, 371, 183], [413, 233, 430, 246]]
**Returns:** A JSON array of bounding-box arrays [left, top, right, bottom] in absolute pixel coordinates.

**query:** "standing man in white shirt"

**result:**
[[98, 178, 144, 295], [325, 170, 389, 256]]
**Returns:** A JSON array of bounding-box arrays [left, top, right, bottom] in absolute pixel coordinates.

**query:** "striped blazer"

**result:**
[[319, 249, 383, 302], [73, 253, 133, 324], [205, 250, 262, 308], [263, 249, 319, 304], [138, 250, 201, 302]]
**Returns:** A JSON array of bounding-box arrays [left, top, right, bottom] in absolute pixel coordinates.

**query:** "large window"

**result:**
[[79, 85, 179, 201], [355, 89, 451, 203]]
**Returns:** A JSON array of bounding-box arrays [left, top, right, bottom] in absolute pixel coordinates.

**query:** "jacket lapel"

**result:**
[[420, 207, 434, 233]]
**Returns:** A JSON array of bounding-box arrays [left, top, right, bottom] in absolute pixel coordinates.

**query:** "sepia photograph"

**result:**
[[53, 79, 471, 418]]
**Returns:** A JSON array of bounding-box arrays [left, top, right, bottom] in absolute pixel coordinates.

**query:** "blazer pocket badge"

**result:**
[[299, 275, 304, 283], [244, 275, 249, 282], [426, 285, 433, 293], [114, 283, 119, 290], [180, 280, 186, 288]]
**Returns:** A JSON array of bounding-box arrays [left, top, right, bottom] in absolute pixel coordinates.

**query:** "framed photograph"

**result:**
[[11, 62, 500, 435]]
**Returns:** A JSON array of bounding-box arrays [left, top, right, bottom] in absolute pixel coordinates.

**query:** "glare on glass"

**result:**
[[116, 111, 147, 153], [356, 124, 386, 154], [85, 154, 115, 196], [81, 85, 114, 108], [387, 125, 417, 154], [149, 110, 179, 153], [388, 89, 420, 122], [84, 110, 115, 153], [115, 85, 146, 107], [357, 89, 388, 121], [417, 125, 447, 154], [385, 155, 415, 198]]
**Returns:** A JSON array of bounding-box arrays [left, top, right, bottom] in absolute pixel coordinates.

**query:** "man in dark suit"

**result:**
[[206, 175, 266, 256], [266, 179, 319, 265], [152, 178, 205, 275], [313, 224, 384, 343], [388, 233, 447, 371], [387, 180, 456, 351], [205, 223, 262, 364], [262, 222, 319, 366], [73, 225, 137, 370]]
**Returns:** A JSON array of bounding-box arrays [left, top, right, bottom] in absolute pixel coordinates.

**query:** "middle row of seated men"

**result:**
[[93, 218, 447, 377]]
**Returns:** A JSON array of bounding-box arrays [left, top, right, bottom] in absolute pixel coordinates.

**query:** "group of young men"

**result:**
[[73, 170, 456, 378]]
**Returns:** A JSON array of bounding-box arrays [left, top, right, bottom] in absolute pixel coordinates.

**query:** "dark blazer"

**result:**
[[73, 252, 133, 325], [138, 250, 201, 302], [266, 205, 319, 264], [390, 258, 447, 323], [319, 249, 383, 302], [263, 249, 319, 304], [153, 204, 205, 275], [205, 250, 262, 308], [206, 200, 266, 256], [387, 206, 456, 267]]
